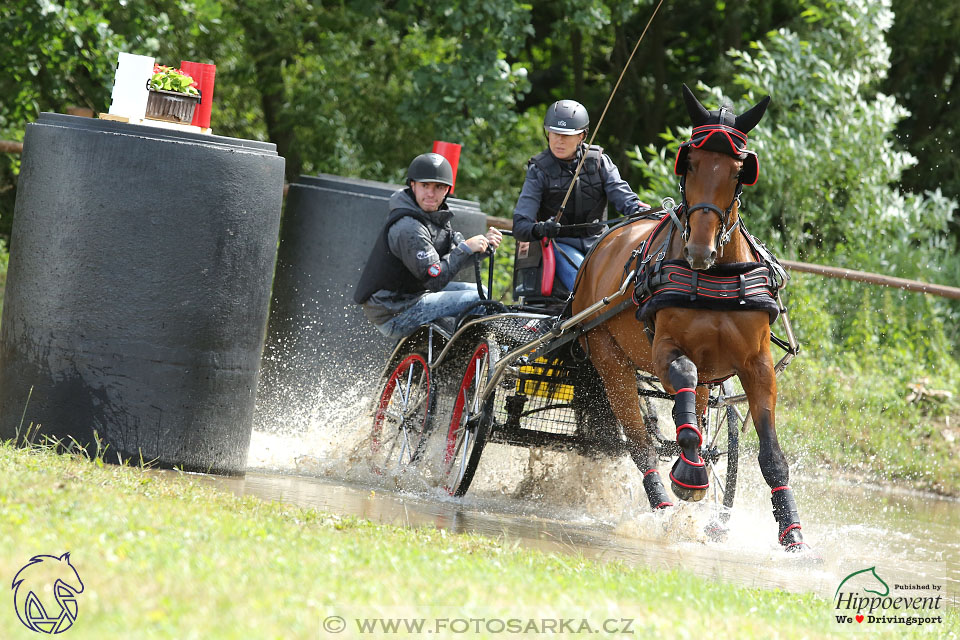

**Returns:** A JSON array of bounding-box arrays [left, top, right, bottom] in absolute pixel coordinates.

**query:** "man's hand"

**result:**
[[533, 220, 561, 239], [485, 226, 503, 251], [465, 234, 491, 253]]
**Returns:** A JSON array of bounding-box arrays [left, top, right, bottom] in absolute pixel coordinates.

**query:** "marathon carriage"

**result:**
[[369, 208, 797, 511], [369, 85, 809, 549]]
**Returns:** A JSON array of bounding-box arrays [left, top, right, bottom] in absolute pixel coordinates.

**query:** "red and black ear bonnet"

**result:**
[[673, 83, 770, 186]]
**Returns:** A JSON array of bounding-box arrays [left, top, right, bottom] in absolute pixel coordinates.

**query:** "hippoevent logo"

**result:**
[[11, 553, 84, 634], [833, 566, 944, 630]]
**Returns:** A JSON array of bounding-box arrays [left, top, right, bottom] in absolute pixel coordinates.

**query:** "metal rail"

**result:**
[[485, 215, 960, 301]]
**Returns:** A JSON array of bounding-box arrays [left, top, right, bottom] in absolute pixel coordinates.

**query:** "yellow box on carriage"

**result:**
[[517, 357, 575, 401]]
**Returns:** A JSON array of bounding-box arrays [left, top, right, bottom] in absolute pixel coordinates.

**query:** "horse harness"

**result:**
[[628, 197, 788, 340]]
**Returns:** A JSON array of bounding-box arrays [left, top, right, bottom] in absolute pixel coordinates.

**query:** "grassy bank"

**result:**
[[4, 442, 950, 639], [773, 352, 960, 496]]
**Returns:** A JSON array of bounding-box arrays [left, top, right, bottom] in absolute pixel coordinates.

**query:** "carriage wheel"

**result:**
[[441, 336, 497, 497], [703, 380, 740, 513], [370, 352, 435, 475]]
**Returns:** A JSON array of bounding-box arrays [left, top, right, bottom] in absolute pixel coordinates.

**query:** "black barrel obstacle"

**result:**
[[255, 173, 488, 430], [0, 113, 284, 475]]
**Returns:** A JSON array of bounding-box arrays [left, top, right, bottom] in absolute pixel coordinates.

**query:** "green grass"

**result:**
[[5, 442, 953, 639], [774, 356, 960, 495]]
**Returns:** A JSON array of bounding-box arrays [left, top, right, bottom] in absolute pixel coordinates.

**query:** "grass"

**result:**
[[774, 356, 960, 495], [5, 442, 954, 639]]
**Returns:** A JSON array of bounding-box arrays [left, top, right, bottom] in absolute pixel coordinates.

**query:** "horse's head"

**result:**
[[673, 84, 770, 270]]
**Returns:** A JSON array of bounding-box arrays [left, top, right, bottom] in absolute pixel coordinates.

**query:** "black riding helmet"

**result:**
[[406, 152, 454, 186], [544, 100, 589, 135]]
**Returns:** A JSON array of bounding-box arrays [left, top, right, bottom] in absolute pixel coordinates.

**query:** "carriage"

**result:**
[[368, 207, 797, 511], [367, 86, 810, 549]]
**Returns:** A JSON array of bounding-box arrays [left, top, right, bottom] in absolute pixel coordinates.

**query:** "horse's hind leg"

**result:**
[[739, 356, 809, 551], [656, 351, 710, 501], [586, 328, 672, 510]]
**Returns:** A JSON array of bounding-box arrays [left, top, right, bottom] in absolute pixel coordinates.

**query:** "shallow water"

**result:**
[[220, 392, 960, 605]]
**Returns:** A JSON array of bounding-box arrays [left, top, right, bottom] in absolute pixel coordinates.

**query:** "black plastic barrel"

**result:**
[[0, 113, 285, 474], [255, 174, 488, 430]]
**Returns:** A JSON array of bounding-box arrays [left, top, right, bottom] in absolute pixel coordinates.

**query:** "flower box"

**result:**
[[144, 86, 201, 124], [144, 65, 201, 124]]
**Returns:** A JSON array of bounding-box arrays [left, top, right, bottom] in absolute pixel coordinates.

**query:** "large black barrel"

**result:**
[[256, 174, 487, 430], [0, 113, 284, 474]]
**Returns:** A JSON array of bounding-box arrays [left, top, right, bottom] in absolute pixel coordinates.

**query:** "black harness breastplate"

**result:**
[[630, 211, 788, 325]]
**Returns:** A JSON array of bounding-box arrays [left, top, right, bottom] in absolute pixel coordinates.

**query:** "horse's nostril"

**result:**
[[710, 250, 717, 261]]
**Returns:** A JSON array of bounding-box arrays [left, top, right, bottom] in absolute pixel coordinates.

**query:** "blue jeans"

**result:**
[[553, 239, 585, 292], [376, 281, 483, 340]]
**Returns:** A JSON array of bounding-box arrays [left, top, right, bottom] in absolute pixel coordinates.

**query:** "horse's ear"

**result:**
[[682, 83, 710, 127], [734, 95, 771, 134], [59, 552, 71, 562]]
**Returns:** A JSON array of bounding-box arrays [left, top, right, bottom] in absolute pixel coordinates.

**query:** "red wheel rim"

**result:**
[[444, 342, 488, 489], [372, 354, 430, 462]]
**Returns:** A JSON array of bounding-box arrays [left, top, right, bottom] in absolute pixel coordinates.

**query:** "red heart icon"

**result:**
[[856, 615, 864, 623]]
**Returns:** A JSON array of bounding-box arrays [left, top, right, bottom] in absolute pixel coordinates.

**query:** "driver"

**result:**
[[513, 100, 649, 292], [354, 152, 502, 339]]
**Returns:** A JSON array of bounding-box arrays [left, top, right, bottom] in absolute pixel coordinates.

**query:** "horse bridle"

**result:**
[[670, 173, 744, 257]]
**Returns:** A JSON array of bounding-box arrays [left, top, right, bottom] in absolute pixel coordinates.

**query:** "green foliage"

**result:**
[[885, 0, 960, 212], [630, 0, 960, 375], [149, 65, 199, 95], [0, 0, 957, 419]]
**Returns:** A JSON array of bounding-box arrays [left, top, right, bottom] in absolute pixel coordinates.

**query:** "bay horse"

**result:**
[[573, 84, 808, 551]]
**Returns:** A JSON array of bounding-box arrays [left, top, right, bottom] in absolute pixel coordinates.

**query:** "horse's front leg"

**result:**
[[739, 353, 809, 551], [586, 328, 672, 510], [654, 344, 709, 501]]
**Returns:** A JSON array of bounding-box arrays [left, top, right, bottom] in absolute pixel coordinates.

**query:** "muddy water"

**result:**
[[233, 396, 960, 603]]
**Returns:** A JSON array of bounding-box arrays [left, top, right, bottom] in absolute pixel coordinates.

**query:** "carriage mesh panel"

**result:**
[[481, 316, 581, 437]]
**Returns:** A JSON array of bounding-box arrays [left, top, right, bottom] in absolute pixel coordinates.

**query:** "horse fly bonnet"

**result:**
[[673, 83, 770, 186]]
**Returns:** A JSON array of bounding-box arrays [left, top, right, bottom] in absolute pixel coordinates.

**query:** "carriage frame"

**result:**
[[367, 229, 799, 514]]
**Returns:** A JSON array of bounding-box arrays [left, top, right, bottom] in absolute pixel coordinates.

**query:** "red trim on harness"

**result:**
[[675, 387, 695, 394], [643, 469, 660, 478], [655, 501, 674, 509], [540, 238, 555, 297], [771, 485, 791, 493], [679, 452, 705, 467], [676, 423, 703, 447], [669, 470, 708, 489], [779, 523, 802, 542]]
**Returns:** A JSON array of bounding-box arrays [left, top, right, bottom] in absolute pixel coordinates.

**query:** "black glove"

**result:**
[[532, 220, 561, 239]]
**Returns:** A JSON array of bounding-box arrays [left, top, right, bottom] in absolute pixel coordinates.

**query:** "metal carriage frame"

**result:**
[[367, 251, 799, 514]]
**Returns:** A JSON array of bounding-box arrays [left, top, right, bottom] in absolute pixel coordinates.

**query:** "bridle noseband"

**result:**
[[671, 173, 743, 257]]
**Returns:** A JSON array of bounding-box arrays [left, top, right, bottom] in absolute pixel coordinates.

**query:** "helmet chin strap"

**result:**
[[553, 0, 665, 225]]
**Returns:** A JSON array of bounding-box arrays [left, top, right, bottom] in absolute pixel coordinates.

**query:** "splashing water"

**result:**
[[245, 388, 960, 601]]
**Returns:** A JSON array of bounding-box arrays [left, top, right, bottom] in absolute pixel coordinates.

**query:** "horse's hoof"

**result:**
[[671, 483, 707, 501], [669, 454, 708, 501]]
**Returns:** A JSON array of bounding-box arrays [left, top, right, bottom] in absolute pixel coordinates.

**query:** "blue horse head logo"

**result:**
[[12, 553, 84, 634]]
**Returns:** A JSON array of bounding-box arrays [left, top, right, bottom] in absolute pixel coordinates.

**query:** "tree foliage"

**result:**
[[0, 0, 958, 368]]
